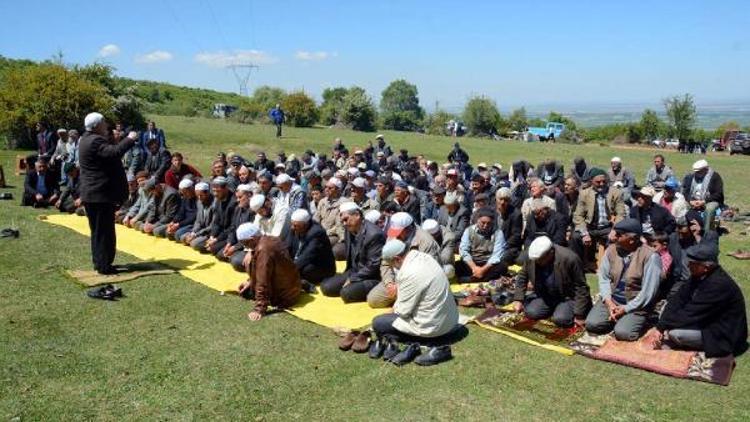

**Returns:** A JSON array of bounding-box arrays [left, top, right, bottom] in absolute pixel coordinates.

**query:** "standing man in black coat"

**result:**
[[78, 112, 138, 274]]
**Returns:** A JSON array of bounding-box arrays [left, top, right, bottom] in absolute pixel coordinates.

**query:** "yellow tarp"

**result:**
[[42, 214, 475, 329]]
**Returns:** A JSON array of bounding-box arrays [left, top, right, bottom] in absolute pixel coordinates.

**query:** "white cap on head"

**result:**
[[236, 184, 252, 193], [364, 209, 381, 224], [382, 239, 407, 260], [611, 156, 622, 163], [692, 159, 709, 171], [477, 162, 488, 169], [352, 177, 366, 189], [195, 182, 210, 191], [495, 187, 512, 199], [178, 179, 194, 190], [291, 208, 311, 223], [391, 173, 402, 181], [389, 212, 413, 228], [421, 219, 440, 235], [275, 173, 292, 185], [339, 201, 360, 214], [249, 194, 266, 211], [236, 222, 261, 241], [444, 192, 458, 205], [365, 170, 376, 178], [528, 236, 553, 260], [327, 178, 342, 190], [126, 173, 136, 182], [347, 167, 359, 175], [84, 112, 104, 131]]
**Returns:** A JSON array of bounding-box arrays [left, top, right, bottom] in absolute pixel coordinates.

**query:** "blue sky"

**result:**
[[1, 0, 749, 112]]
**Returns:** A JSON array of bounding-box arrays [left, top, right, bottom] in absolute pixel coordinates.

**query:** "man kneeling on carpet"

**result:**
[[585, 218, 662, 341], [512, 236, 592, 329], [367, 239, 459, 365], [236, 223, 301, 321], [649, 242, 748, 357]]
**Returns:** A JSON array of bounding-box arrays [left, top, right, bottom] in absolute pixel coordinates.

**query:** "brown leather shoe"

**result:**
[[729, 250, 750, 260], [338, 330, 360, 351], [351, 330, 372, 353]]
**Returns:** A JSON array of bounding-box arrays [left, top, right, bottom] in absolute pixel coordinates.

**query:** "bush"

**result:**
[[319, 87, 348, 126], [0, 63, 114, 148], [282, 91, 319, 127], [340, 87, 377, 132], [425, 111, 455, 136], [380, 79, 424, 131], [462, 96, 501, 136]]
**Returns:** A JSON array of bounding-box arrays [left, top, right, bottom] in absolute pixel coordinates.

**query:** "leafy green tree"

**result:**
[[379, 79, 424, 131], [528, 117, 546, 128], [319, 87, 348, 125], [425, 110, 456, 136], [340, 87, 377, 132], [664, 93, 696, 142], [547, 111, 577, 132], [282, 91, 319, 127], [639, 109, 663, 141], [0, 63, 113, 148], [462, 96, 502, 136], [251, 85, 287, 114], [713, 120, 740, 138], [508, 107, 528, 132]]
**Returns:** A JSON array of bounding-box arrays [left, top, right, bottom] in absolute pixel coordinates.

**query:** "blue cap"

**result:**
[[664, 177, 679, 190]]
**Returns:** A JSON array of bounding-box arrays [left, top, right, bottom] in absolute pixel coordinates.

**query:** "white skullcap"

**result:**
[[391, 173, 403, 181], [275, 162, 285, 168], [382, 239, 407, 260], [84, 112, 104, 131], [327, 178, 342, 190], [692, 159, 709, 171], [339, 201, 360, 214], [347, 167, 359, 175], [495, 187, 512, 199], [492, 163, 502, 170], [248, 182, 261, 193], [444, 192, 458, 205], [365, 170, 375, 178], [291, 208, 311, 223], [364, 209, 381, 224], [357, 162, 367, 170], [389, 212, 413, 229], [236, 222, 261, 241], [421, 219, 440, 235], [236, 184, 252, 193], [126, 173, 136, 182], [275, 173, 292, 184], [57, 128, 68, 133], [335, 170, 347, 178], [611, 156, 622, 163], [249, 194, 266, 212], [352, 177, 366, 189], [477, 162, 488, 169], [195, 182, 210, 191], [178, 179, 194, 190], [528, 236, 553, 260]]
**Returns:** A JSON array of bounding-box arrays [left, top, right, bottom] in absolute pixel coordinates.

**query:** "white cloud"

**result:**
[[98, 44, 120, 58], [194, 49, 278, 67], [295, 50, 336, 61], [135, 50, 174, 64]]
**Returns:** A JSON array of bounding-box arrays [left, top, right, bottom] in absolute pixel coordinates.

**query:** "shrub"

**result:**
[[425, 111, 456, 136], [380, 79, 424, 131], [462, 96, 501, 136], [340, 87, 377, 132], [282, 91, 319, 127]]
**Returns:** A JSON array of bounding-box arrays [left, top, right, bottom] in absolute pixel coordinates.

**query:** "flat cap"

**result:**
[[614, 218, 642, 237], [686, 242, 719, 262]]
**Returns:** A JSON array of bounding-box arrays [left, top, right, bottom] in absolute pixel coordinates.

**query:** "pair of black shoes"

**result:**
[[368, 337, 453, 366], [87, 284, 123, 301]]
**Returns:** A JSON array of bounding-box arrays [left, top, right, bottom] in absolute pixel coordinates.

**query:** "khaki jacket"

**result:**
[[573, 187, 626, 233]]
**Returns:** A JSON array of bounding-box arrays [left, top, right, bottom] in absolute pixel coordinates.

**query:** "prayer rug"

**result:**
[[570, 332, 737, 386], [67, 261, 176, 286]]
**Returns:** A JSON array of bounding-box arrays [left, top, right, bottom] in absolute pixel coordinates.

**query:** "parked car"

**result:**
[[527, 122, 565, 142], [729, 132, 750, 155]]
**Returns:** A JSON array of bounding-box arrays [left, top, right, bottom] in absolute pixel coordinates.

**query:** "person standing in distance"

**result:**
[[78, 112, 138, 274], [269, 104, 285, 138]]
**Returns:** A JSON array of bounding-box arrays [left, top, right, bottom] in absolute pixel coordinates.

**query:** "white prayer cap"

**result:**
[[236, 183, 252, 193], [492, 163, 502, 170], [275, 162, 285, 169], [57, 128, 68, 134], [126, 173, 136, 182], [339, 201, 360, 214], [692, 159, 709, 171], [248, 182, 261, 193], [347, 167, 359, 175], [364, 209, 381, 224], [195, 182, 210, 191], [352, 177, 366, 189], [444, 192, 458, 205], [391, 173, 403, 181], [236, 222, 261, 241], [528, 236, 553, 260], [365, 170, 375, 178], [249, 194, 266, 212], [326, 178, 342, 190], [357, 162, 367, 170], [275, 173, 292, 185], [335, 170, 347, 178], [382, 239, 406, 260], [611, 156, 622, 163], [495, 187, 512, 199], [477, 162, 488, 169], [421, 219, 440, 235], [291, 208, 311, 223], [84, 112, 104, 131], [178, 178, 194, 190], [389, 212, 413, 228]]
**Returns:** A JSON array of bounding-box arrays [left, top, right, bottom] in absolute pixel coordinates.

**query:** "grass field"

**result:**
[[2, 115, 750, 421]]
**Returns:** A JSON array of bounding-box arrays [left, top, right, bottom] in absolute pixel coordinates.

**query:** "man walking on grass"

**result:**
[[269, 104, 285, 138]]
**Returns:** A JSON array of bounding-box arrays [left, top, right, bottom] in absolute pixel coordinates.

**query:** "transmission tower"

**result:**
[[226, 64, 259, 96]]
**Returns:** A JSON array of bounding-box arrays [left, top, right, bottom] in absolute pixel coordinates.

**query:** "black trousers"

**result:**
[[299, 264, 336, 284], [84, 202, 117, 272], [372, 313, 456, 345], [275, 123, 282, 137], [320, 272, 377, 303]]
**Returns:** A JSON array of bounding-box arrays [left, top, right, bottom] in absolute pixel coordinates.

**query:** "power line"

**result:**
[[227, 64, 259, 97], [162, 0, 205, 51]]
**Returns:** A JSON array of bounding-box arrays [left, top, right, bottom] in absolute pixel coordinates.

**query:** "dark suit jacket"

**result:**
[[630, 203, 676, 235], [291, 222, 336, 275], [497, 206, 523, 262], [395, 194, 422, 224], [209, 196, 237, 239], [534, 162, 565, 189], [24, 171, 59, 198], [523, 210, 568, 247], [437, 205, 470, 239], [345, 220, 385, 283], [146, 187, 180, 225], [514, 245, 592, 317], [681, 172, 724, 205], [145, 149, 172, 183], [78, 132, 136, 205]]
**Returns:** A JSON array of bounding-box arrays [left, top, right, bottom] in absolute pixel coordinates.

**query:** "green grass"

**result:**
[[2, 115, 750, 421]]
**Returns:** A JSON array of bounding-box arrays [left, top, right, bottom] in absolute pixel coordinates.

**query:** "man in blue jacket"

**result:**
[[269, 104, 285, 138]]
